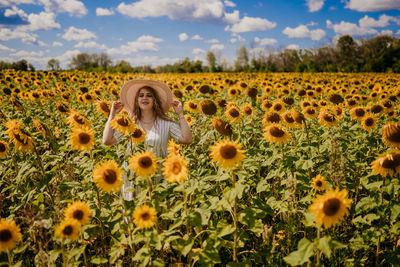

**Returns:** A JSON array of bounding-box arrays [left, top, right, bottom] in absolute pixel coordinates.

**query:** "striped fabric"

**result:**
[[113, 117, 182, 201]]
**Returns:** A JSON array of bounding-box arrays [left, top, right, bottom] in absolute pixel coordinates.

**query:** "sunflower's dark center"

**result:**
[[270, 126, 285, 138], [186, 116, 192, 122], [371, 105, 383, 113], [62, 225, 73, 236], [381, 154, 400, 169], [284, 114, 294, 123], [189, 103, 197, 109], [32, 93, 40, 98], [78, 133, 90, 144], [230, 89, 237, 95], [220, 145, 237, 159], [104, 169, 117, 184], [247, 88, 257, 98], [266, 113, 281, 124], [316, 180, 323, 187], [73, 210, 84, 220], [329, 94, 344, 104], [229, 108, 240, 118], [74, 115, 85, 125], [355, 108, 365, 117], [273, 104, 282, 111], [132, 129, 143, 138], [0, 143, 6, 152], [335, 108, 343, 116], [171, 162, 182, 174], [263, 101, 272, 109], [14, 133, 28, 145], [244, 107, 252, 115], [141, 212, 150, 221], [283, 97, 294, 105], [199, 85, 210, 94], [348, 100, 357, 106], [383, 101, 393, 108], [200, 100, 217, 115], [365, 118, 374, 126], [323, 198, 341, 216], [302, 102, 311, 108], [306, 108, 315, 115], [117, 118, 129, 127], [0, 229, 12, 242], [323, 114, 336, 123], [139, 156, 152, 168], [3, 88, 11, 95], [386, 125, 400, 142], [100, 102, 110, 113]]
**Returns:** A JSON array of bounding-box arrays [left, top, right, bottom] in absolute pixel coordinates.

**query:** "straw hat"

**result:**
[[120, 79, 173, 114]]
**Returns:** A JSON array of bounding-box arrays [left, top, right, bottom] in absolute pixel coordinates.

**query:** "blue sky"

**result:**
[[0, 0, 399, 69]]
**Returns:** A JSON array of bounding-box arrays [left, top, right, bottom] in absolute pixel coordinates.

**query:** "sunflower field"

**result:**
[[1, 70, 400, 266]]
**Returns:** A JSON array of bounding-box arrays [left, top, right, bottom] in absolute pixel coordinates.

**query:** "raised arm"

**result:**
[[102, 101, 123, 146], [172, 100, 193, 144]]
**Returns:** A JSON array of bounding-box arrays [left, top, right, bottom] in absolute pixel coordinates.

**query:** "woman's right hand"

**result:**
[[110, 101, 123, 117]]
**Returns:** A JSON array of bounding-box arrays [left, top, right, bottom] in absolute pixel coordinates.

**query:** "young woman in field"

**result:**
[[102, 79, 192, 200]]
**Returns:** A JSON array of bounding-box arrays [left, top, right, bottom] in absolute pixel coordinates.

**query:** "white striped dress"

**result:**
[[113, 117, 182, 200]]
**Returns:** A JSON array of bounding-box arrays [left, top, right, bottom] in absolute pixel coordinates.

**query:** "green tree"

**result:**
[[234, 45, 249, 71], [47, 58, 61, 71], [206, 51, 217, 72]]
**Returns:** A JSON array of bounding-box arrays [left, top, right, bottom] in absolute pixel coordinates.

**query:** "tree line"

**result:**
[[1, 35, 400, 73]]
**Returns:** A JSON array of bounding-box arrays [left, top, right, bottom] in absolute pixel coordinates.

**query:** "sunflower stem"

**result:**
[[231, 169, 238, 263], [6, 249, 13, 267], [316, 226, 321, 266], [146, 177, 153, 202]]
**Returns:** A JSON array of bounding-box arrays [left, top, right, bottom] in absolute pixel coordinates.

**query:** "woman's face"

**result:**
[[137, 88, 154, 111]]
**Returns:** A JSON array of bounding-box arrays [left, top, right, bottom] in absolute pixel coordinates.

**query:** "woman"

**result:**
[[102, 79, 192, 200]]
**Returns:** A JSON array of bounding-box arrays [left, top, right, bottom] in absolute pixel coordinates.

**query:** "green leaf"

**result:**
[[172, 236, 194, 257], [283, 238, 314, 266], [317, 236, 332, 258], [49, 249, 62, 263], [216, 220, 235, 238], [91, 257, 108, 264], [303, 212, 316, 227], [391, 204, 400, 223], [355, 197, 378, 214]]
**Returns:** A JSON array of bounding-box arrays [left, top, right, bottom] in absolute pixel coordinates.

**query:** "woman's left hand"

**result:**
[[172, 100, 183, 115]]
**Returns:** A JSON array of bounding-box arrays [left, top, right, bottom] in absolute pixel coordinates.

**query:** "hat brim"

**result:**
[[120, 79, 173, 114]]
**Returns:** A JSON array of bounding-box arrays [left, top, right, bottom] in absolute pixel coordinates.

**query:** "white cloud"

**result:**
[[107, 35, 164, 55], [17, 12, 60, 31], [210, 44, 224, 50], [230, 34, 245, 43], [205, 38, 219, 43], [0, 28, 38, 43], [249, 47, 264, 54], [226, 16, 276, 33], [96, 8, 114, 16], [380, 29, 393, 35], [62, 26, 96, 41], [307, 0, 324, 12], [223, 10, 240, 24], [191, 34, 203, 40], [179, 33, 189, 41], [326, 19, 378, 35], [4, 6, 28, 19], [38, 0, 87, 17], [359, 14, 398, 28], [0, 44, 15, 52], [397, 29, 400, 35], [0, 0, 34, 6], [10, 50, 45, 57], [52, 41, 63, 46], [286, 44, 300, 50], [127, 55, 180, 66], [74, 41, 107, 50], [283, 25, 326, 40], [345, 0, 400, 12], [117, 0, 226, 23], [192, 48, 205, 54], [254, 37, 277, 46], [224, 0, 235, 7]]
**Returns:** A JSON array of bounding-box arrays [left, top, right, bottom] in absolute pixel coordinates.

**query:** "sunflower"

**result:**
[[33, 119, 46, 138], [163, 155, 188, 184], [199, 99, 217, 115], [66, 112, 90, 129], [96, 100, 110, 117], [328, 93, 344, 105], [246, 87, 258, 98], [184, 114, 194, 126], [350, 107, 366, 122], [216, 98, 227, 108], [10, 130, 34, 153], [69, 126, 95, 151], [55, 219, 81, 240], [225, 106, 241, 123], [261, 99, 273, 111], [64, 201, 92, 225], [361, 114, 377, 131], [262, 112, 281, 126], [369, 103, 384, 115], [0, 218, 22, 252], [129, 150, 159, 177], [371, 151, 400, 178], [302, 106, 318, 119], [241, 104, 254, 116], [228, 88, 239, 98], [184, 101, 199, 113], [282, 111, 296, 128], [133, 205, 157, 229], [382, 122, 400, 149], [131, 127, 146, 144], [0, 140, 9, 158], [167, 139, 180, 156], [311, 175, 327, 191], [212, 117, 233, 136], [318, 110, 338, 127], [271, 100, 285, 113], [93, 159, 123, 193], [263, 124, 291, 144], [56, 102, 70, 114], [210, 139, 246, 169], [109, 114, 136, 136], [309, 188, 352, 228]]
